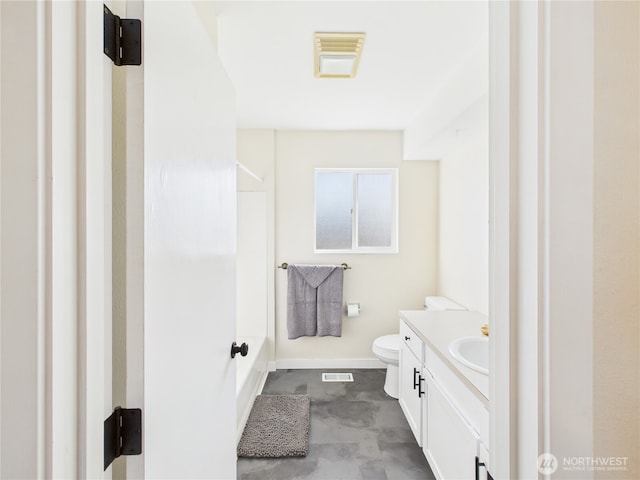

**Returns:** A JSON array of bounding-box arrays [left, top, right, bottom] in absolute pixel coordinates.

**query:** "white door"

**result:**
[[125, 2, 237, 478]]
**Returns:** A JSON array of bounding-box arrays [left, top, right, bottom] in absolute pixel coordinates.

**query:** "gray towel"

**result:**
[[287, 265, 344, 339]]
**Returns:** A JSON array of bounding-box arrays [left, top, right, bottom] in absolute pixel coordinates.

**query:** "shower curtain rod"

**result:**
[[277, 262, 351, 270]]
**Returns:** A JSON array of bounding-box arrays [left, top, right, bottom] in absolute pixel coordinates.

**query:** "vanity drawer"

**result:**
[[400, 320, 423, 362]]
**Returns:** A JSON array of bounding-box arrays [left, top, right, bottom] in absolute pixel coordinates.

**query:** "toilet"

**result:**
[[422, 295, 467, 312], [372, 334, 401, 398], [372, 296, 466, 399]]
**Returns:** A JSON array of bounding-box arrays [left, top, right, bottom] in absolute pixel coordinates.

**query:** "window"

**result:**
[[315, 168, 398, 253]]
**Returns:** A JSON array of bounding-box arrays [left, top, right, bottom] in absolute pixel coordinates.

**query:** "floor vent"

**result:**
[[322, 372, 354, 382]]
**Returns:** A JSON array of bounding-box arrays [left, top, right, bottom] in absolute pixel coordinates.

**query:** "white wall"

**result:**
[[273, 131, 438, 365], [592, 2, 639, 477], [437, 97, 489, 315]]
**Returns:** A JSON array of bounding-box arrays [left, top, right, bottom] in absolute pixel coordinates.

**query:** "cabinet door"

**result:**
[[424, 374, 478, 480], [399, 341, 424, 446], [477, 441, 491, 480]]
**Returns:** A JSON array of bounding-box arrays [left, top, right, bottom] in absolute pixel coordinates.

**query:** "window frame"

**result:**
[[314, 167, 399, 254]]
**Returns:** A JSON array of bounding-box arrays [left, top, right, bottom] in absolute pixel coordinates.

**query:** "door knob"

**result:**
[[231, 341, 249, 359]]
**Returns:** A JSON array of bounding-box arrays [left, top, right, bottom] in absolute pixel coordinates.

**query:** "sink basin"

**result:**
[[449, 337, 489, 375]]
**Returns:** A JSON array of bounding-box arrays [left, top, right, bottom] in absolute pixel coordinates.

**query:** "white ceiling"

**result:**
[[211, 1, 489, 132]]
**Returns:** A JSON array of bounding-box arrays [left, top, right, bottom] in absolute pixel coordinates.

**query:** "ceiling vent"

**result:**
[[314, 32, 366, 78]]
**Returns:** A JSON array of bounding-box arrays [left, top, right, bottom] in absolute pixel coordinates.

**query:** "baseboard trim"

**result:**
[[236, 368, 269, 445], [256, 368, 269, 394], [275, 358, 386, 370]]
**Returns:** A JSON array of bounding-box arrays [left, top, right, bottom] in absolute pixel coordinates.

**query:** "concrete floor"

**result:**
[[237, 368, 435, 480]]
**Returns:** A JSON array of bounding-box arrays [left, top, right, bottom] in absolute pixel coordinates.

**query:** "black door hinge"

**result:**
[[104, 406, 142, 470], [103, 4, 141, 66]]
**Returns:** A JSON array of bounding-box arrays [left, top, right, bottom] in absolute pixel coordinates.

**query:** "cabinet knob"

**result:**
[[230, 341, 249, 359], [404, 335, 410, 341]]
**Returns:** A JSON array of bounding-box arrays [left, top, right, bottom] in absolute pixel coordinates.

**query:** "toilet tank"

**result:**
[[424, 296, 466, 311]]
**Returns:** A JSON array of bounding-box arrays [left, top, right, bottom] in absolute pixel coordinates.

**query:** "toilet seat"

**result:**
[[373, 334, 400, 365]]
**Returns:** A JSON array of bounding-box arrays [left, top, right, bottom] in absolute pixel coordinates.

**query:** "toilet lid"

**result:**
[[374, 334, 399, 352]]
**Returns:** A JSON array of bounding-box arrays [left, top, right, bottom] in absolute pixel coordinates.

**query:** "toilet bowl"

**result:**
[[372, 334, 400, 399]]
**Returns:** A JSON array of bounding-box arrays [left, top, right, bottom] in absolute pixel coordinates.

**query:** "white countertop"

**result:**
[[399, 310, 489, 402]]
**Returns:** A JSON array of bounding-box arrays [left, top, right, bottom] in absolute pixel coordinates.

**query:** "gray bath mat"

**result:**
[[237, 394, 310, 458]]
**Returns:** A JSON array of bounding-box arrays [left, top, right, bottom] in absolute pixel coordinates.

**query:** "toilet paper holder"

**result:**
[[345, 302, 361, 317]]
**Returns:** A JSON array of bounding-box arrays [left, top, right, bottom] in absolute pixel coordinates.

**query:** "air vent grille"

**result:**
[[322, 372, 354, 382], [317, 37, 363, 53], [314, 32, 365, 78]]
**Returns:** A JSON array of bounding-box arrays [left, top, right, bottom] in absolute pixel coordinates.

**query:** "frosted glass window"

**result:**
[[315, 169, 398, 253], [315, 171, 353, 250], [357, 173, 393, 247]]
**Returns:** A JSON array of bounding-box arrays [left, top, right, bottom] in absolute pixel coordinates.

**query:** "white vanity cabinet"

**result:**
[[423, 342, 490, 479], [398, 321, 425, 445], [399, 312, 491, 480], [423, 370, 479, 479]]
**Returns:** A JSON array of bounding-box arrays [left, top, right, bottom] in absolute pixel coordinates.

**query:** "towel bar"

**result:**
[[278, 262, 351, 270]]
